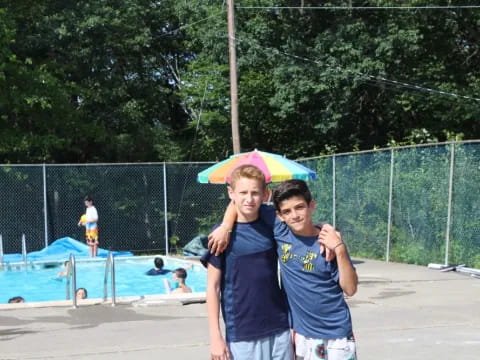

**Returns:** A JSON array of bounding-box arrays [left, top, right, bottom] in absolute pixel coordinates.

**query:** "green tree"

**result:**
[[179, 0, 480, 158]]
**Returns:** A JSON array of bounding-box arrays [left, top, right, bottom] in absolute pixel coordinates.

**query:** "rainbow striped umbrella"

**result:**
[[197, 150, 317, 184]]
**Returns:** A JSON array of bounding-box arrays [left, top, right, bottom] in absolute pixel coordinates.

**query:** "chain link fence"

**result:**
[[0, 162, 229, 256], [0, 141, 479, 268], [300, 141, 480, 268]]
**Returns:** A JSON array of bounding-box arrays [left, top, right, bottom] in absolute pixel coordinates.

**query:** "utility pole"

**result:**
[[227, 0, 241, 154]]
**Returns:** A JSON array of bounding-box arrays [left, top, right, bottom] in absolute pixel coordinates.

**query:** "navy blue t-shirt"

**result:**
[[201, 219, 289, 342], [145, 268, 171, 276], [260, 205, 354, 339]]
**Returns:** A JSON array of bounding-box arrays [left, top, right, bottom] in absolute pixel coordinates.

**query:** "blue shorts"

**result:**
[[229, 329, 293, 360]]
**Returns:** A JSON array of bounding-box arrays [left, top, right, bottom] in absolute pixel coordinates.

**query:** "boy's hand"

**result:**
[[208, 225, 231, 256], [319, 244, 335, 262], [315, 223, 335, 261], [318, 224, 344, 254], [210, 336, 231, 360]]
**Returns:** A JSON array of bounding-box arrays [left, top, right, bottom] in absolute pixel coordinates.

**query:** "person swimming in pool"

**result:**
[[76, 288, 88, 300], [145, 257, 171, 276], [8, 296, 25, 303], [56, 261, 69, 278], [164, 268, 192, 294]]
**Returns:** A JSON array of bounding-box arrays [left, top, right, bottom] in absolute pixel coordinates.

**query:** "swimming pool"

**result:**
[[0, 256, 206, 304]]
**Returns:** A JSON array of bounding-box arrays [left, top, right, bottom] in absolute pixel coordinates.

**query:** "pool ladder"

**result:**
[[65, 253, 78, 308], [103, 251, 116, 306], [64, 252, 116, 308]]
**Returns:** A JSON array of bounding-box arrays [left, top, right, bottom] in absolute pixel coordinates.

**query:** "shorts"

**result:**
[[294, 332, 357, 360], [228, 329, 293, 360], [86, 229, 99, 244]]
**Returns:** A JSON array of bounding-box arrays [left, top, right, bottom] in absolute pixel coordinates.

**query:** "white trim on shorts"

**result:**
[[294, 332, 357, 360]]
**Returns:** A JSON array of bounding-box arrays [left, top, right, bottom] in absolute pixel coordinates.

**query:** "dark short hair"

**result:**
[[84, 195, 94, 203], [76, 288, 88, 299], [8, 296, 25, 303], [174, 267, 187, 280], [273, 179, 312, 210], [154, 257, 164, 269]]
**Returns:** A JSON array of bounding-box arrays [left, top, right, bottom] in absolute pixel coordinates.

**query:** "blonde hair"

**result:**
[[229, 165, 266, 190]]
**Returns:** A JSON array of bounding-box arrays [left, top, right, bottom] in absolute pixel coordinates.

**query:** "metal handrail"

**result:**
[[103, 252, 116, 306], [21, 234, 27, 265], [65, 253, 77, 308]]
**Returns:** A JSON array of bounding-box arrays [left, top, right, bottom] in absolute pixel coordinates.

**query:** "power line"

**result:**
[[160, 8, 226, 37], [231, 35, 480, 102], [236, 5, 480, 11], [280, 49, 480, 102]]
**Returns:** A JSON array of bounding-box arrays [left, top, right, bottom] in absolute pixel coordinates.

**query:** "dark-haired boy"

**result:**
[[210, 178, 358, 360]]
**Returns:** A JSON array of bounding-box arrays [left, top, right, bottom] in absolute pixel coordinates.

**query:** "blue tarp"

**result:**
[[2, 237, 133, 263]]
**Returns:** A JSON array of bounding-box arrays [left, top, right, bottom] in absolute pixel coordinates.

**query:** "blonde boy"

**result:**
[[201, 165, 292, 360]]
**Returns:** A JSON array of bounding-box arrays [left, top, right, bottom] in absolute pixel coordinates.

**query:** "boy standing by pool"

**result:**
[[201, 165, 292, 360], [210, 178, 358, 360], [78, 195, 99, 257]]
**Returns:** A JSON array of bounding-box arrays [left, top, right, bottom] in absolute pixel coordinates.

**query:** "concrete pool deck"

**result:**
[[1, 258, 479, 359]]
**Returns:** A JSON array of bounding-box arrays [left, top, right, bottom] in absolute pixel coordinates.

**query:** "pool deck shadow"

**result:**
[[1, 258, 479, 359]]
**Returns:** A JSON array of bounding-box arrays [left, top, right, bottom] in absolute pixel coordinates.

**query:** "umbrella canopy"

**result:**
[[197, 150, 317, 184]]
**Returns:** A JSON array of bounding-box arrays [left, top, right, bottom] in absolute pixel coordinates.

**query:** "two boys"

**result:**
[[203, 165, 358, 359]]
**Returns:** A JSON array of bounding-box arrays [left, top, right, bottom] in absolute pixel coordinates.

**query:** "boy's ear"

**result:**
[[263, 188, 271, 203], [309, 199, 316, 212], [227, 186, 234, 201]]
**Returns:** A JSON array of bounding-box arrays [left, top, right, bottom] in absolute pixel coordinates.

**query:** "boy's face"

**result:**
[[228, 177, 265, 222], [276, 195, 316, 236]]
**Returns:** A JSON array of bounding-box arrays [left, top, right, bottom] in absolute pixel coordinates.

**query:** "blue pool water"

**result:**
[[0, 257, 206, 304]]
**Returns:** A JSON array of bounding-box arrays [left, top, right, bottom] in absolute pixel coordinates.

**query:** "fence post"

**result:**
[[43, 163, 49, 248], [445, 142, 455, 265], [0, 234, 3, 264], [163, 162, 169, 256], [332, 154, 336, 228], [386, 148, 395, 263]]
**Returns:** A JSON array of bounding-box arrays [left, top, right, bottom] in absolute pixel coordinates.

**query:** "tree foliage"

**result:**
[[1, 0, 480, 162]]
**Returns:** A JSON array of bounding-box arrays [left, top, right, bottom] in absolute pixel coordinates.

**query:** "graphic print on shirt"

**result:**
[[280, 243, 317, 271]]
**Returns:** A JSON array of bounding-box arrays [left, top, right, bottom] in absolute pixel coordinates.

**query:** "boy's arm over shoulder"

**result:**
[[258, 203, 277, 228], [208, 201, 236, 256], [319, 224, 358, 296], [207, 203, 277, 255]]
